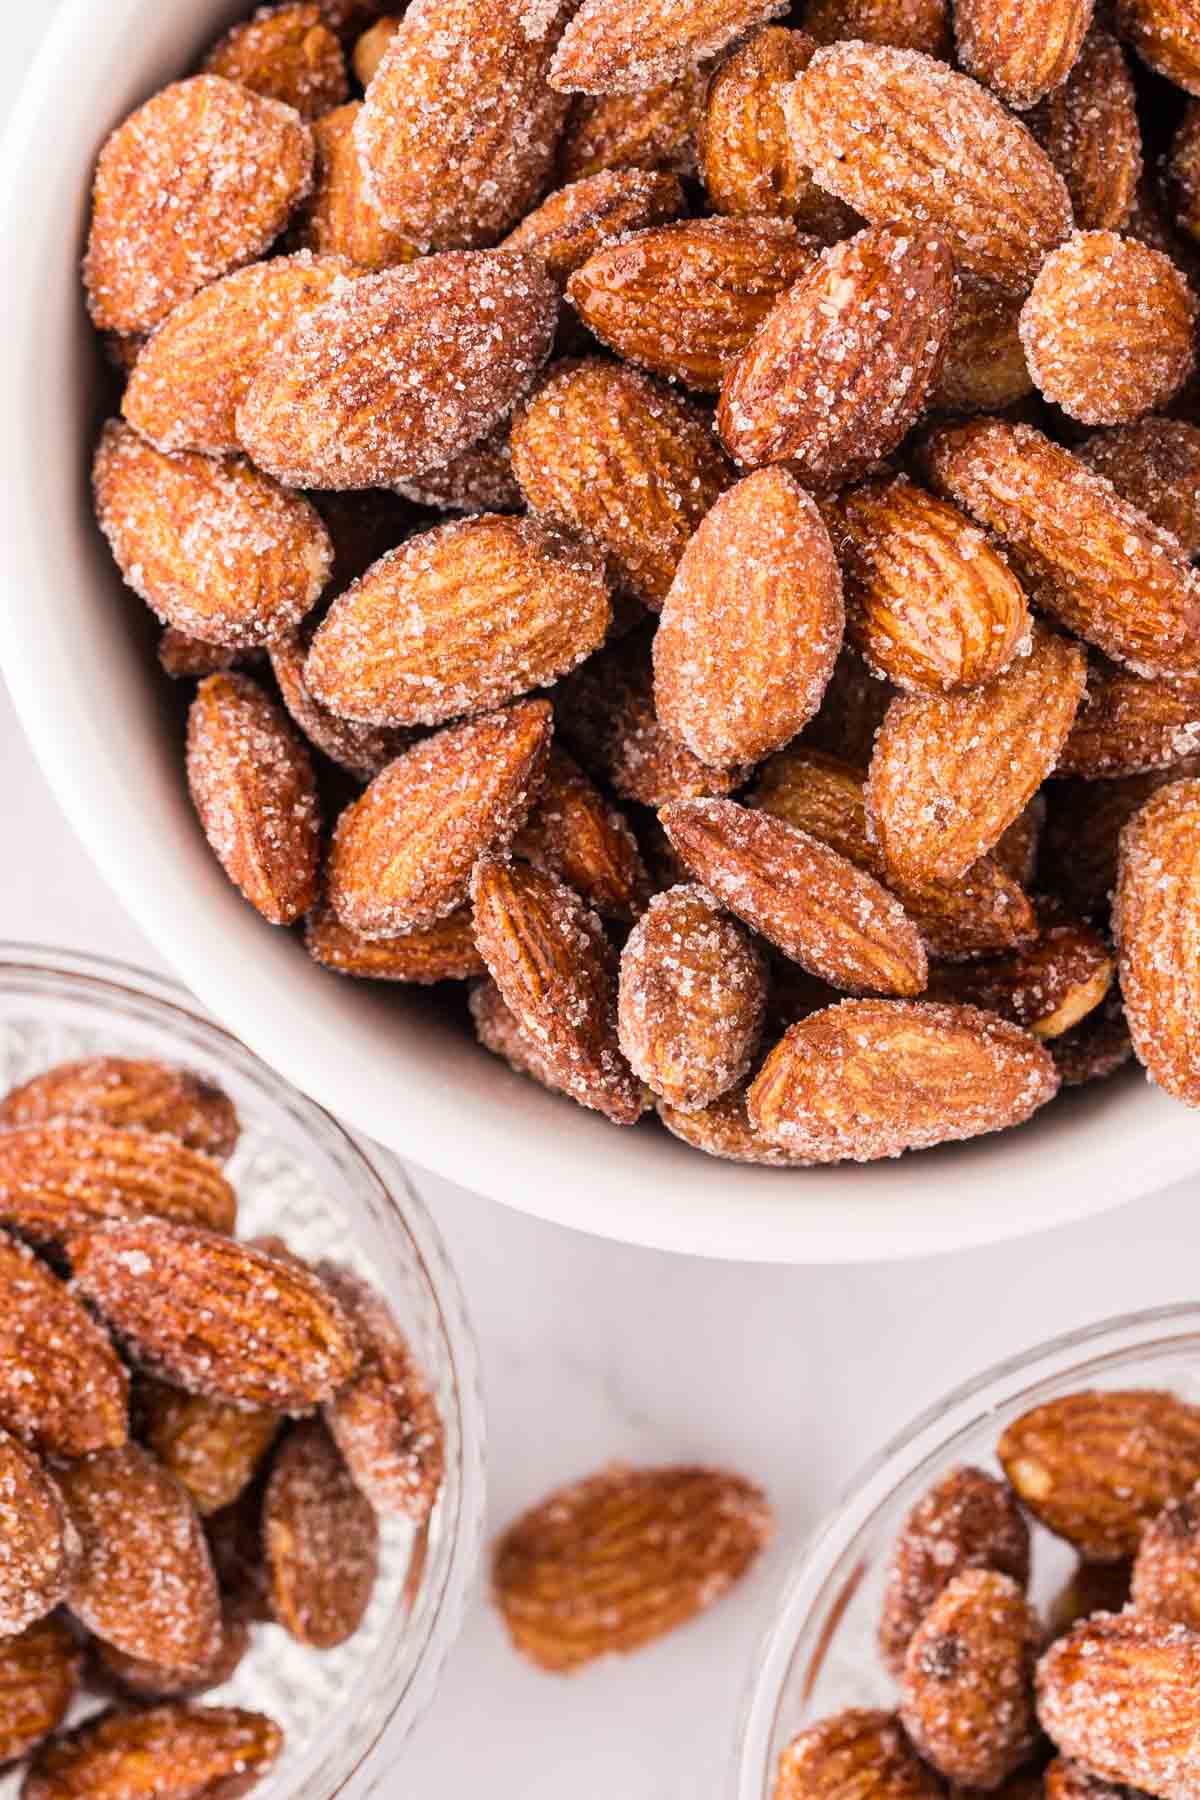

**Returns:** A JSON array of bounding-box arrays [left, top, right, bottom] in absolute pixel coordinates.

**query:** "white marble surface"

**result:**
[[6, 13, 1200, 1796]]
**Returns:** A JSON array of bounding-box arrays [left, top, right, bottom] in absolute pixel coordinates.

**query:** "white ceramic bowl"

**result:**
[[0, 0, 1197, 1264]]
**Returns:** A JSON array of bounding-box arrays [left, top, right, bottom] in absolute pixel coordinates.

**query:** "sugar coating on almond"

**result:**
[[202, 1, 349, 121], [550, 0, 789, 94]]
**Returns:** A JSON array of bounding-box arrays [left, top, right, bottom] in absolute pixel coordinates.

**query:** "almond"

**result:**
[[989, 795, 1045, 888], [469, 975, 599, 1104], [263, 1419, 379, 1648], [926, 419, 1200, 680], [493, 1463, 772, 1671], [954, 0, 1093, 110], [747, 998, 1058, 1160], [319, 1262, 445, 1522], [1058, 658, 1200, 778], [0, 1121, 236, 1245], [92, 421, 332, 648], [0, 1057, 239, 1163], [327, 701, 551, 936], [512, 746, 650, 920], [1112, 0, 1200, 95], [1051, 991, 1135, 1088], [295, 101, 419, 270], [352, 16, 401, 84], [305, 515, 610, 727], [202, 1, 348, 119], [557, 71, 707, 181], [998, 1388, 1200, 1558], [900, 1569, 1040, 1789], [0, 1235, 128, 1459], [653, 468, 844, 766], [59, 1445, 220, 1673], [1171, 102, 1200, 243], [470, 855, 645, 1123], [828, 475, 1030, 694], [510, 358, 734, 610], [0, 1435, 75, 1635], [84, 75, 314, 334], [306, 901, 486, 983], [93, 1612, 252, 1704], [865, 622, 1087, 886], [1131, 1485, 1200, 1629], [122, 252, 353, 455], [568, 216, 822, 392], [879, 1467, 1031, 1677], [1037, 1613, 1200, 1792], [237, 249, 558, 489], [504, 168, 685, 283], [716, 224, 954, 486], [659, 798, 929, 995], [618, 884, 767, 1111], [784, 43, 1072, 293], [803, 0, 949, 52], [186, 672, 321, 927], [802, 645, 894, 768], [774, 1710, 945, 1800], [656, 1085, 808, 1165], [1028, 28, 1142, 231], [929, 275, 1033, 416], [1077, 418, 1200, 558], [1041, 763, 1200, 916], [67, 1222, 360, 1411], [0, 1618, 81, 1765], [158, 630, 240, 682], [139, 1379, 280, 1519], [267, 628, 410, 780], [928, 922, 1114, 1039], [355, 0, 571, 249], [23, 1704, 282, 1800], [549, 0, 788, 93], [392, 428, 524, 517], [1115, 775, 1200, 1105]]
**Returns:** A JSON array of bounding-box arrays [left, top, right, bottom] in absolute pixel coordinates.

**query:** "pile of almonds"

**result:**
[[0, 1053, 442, 1797], [776, 1385, 1200, 1800], [83, 0, 1200, 1167]]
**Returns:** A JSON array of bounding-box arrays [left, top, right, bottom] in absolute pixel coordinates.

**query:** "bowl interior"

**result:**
[[736, 1304, 1200, 1798], [0, 945, 483, 1799], [1, 0, 1198, 1263]]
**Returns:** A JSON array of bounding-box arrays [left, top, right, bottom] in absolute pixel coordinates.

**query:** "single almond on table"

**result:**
[[927, 922, 1115, 1039], [327, 700, 551, 937], [656, 1085, 809, 1167], [504, 168, 685, 284], [237, 249, 558, 489], [1116, 776, 1200, 1105], [1027, 28, 1142, 231], [929, 275, 1033, 416], [0, 1433, 75, 1635], [139, 1378, 280, 1518], [1037, 1612, 1200, 1793], [202, 0, 348, 119], [0, 1234, 128, 1459], [953, 0, 1093, 110], [306, 902, 486, 984], [660, 798, 929, 997], [618, 884, 767, 1112], [0, 1616, 81, 1766], [295, 102, 419, 271], [83, 75, 314, 334], [67, 1221, 360, 1411], [0, 1120, 236, 1245], [774, 1709, 945, 1800], [747, 998, 1059, 1161], [264, 1419, 380, 1648], [549, 0, 789, 93], [512, 746, 649, 921], [557, 71, 707, 182], [92, 421, 332, 648], [304, 514, 610, 728], [1077, 418, 1200, 557], [493, 1463, 772, 1671], [0, 1056, 239, 1163], [1057, 657, 1200, 778], [23, 1703, 282, 1800]]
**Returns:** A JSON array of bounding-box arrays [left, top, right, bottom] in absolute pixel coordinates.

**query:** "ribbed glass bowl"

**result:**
[[734, 1304, 1200, 1800], [0, 943, 485, 1799]]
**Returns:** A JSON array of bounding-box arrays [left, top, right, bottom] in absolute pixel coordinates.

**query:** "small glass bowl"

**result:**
[[735, 1303, 1200, 1800], [0, 943, 485, 1799]]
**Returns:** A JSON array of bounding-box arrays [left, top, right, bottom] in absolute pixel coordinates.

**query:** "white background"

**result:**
[[5, 13, 1200, 1798]]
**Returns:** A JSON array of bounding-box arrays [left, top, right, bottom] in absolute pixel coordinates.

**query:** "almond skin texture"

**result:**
[[84, 75, 314, 334], [804, 0, 949, 53], [618, 884, 767, 1111], [0, 1235, 128, 1459], [122, 252, 352, 455], [0, 1121, 236, 1246], [1027, 29, 1142, 232], [354, 0, 571, 250], [1020, 231, 1196, 426], [928, 420, 1200, 681], [879, 1467, 1031, 1677], [784, 43, 1073, 293], [267, 629, 410, 782], [202, 1, 348, 119], [92, 421, 332, 648], [653, 467, 844, 767], [716, 223, 954, 486], [470, 856, 644, 1124], [774, 1710, 945, 1800], [550, 0, 789, 93], [0, 1057, 239, 1164], [59, 1445, 220, 1674], [1131, 1485, 1200, 1629], [901, 1570, 1040, 1789], [828, 476, 1029, 694], [157, 630, 240, 682], [568, 216, 822, 392], [319, 1263, 445, 1522], [305, 514, 610, 728], [866, 623, 1087, 887], [929, 275, 1033, 416], [1037, 1613, 1200, 1793], [1078, 419, 1200, 558], [0, 1616, 81, 1765], [656, 1085, 809, 1166], [748, 998, 1058, 1161], [512, 746, 649, 920], [264, 1420, 379, 1649], [954, 0, 1093, 110], [327, 701, 552, 936], [237, 249, 558, 489], [928, 922, 1115, 1039], [1172, 103, 1200, 245], [295, 102, 419, 271], [139, 1380, 280, 1519], [305, 902, 486, 983], [393, 428, 524, 517], [92, 1612, 251, 1705], [557, 71, 707, 181], [0, 1434, 75, 1635], [504, 168, 686, 283], [1112, 0, 1200, 94], [660, 798, 928, 996], [511, 358, 734, 610], [22, 1704, 283, 1800], [469, 975, 597, 1104], [1058, 659, 1200, 779], [493, 1464, 772, 1671], [1116, 776, 1200, 1106], [186, 673, 320, 928], [999, 1388, 1200, 1559], [67, 1222, 359, 1412]]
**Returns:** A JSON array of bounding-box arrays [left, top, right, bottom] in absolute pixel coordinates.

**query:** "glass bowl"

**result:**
[[0, 943, 485, 1799], [735, 1303, 1200, 1799]]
